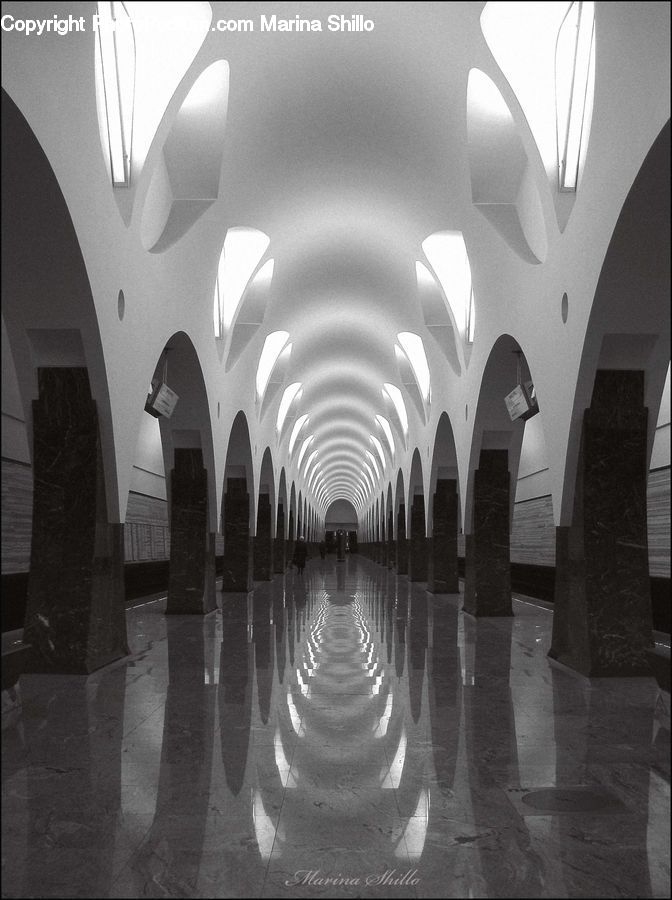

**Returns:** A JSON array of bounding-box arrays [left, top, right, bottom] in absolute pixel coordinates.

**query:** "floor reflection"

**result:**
[[1, 555, 669, 898]]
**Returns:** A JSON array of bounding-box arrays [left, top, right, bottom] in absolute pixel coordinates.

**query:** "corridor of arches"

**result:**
[[1, 3, 670, 898]]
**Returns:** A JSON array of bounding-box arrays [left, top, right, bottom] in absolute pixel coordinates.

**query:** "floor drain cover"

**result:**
[[505, 786, 627, 816]]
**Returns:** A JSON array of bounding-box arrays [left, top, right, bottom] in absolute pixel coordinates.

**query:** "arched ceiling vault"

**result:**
[[197, 2, 488, 512]]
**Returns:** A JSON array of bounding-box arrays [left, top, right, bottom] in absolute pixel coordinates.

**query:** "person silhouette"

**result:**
[[293, 536, 308, 575]]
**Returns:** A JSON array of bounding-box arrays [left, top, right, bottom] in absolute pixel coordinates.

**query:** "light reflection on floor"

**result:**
[[2, 555, 670, 898]]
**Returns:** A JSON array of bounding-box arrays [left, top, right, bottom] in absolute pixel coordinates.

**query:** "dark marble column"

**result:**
[[463, 449, 512, 616], [23, 368, 128, 674], [222, 477, 253, 592], [253, 493, 272, 581], [396, 504, 408, 575], [428, 479, 459, 593], [166, 448, 216, 615], [273, 503, 286, 573], [408, 494, 428, 581], [549, 370, 653, 676]]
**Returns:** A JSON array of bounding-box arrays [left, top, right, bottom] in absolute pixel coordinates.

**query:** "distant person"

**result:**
[[319, 540, 326, 559], [293, 536, 308, 575]]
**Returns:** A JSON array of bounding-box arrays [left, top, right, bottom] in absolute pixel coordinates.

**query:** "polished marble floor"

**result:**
[[2, 555, 670, 898]]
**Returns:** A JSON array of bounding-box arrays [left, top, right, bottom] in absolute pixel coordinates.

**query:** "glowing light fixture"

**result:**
[[370, 435, 386, 471], [255, 331, 289, 399], [289, 414, 309, 455], [422, 232, 475, 342], [213, 227, 270, 337], [304, 450, 319, 479], [375, 415, 395, 459], [383, 383, 408, 437], [398, 333, 430, 403], [276, 382, 302, 432], [363, 461, 376, 489], [556, 2, 595, 191], [95, 2, 135, 186], [308, 465, 321, 492], [365, 450, 380, 480], [297, 435, 314, 469]]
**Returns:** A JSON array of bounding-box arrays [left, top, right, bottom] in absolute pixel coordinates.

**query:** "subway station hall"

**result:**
[[1, 2, 670, 898]]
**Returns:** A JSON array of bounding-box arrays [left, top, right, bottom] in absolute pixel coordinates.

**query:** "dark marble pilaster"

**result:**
[[408, 495, 428, 581], [396, 504, 408, 575], [428, 479, 459, 593], [23, 368, 128, 674], [463, 449, 512, 616], [166, 448, 216, 615], [387, 512, 394, 567], [253, 493, 272, 581], [549, 370, 653, 676], [222, 478, 253, 592], [274, 503, 286, 573], [287, 510, 295, 569]]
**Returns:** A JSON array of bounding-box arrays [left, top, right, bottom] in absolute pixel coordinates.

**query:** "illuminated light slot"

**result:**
[[252, 789, 276, 860], [396, 788, 430, 860], [287, 691, 305, 736], [274, 727, 297, 787], [370, 434, 387, 471], [422, 232, 475, 342], [375, 415, 395, 459], [467, 284, 476, 344], [383, 383, 409, 438], [276, 382, 302, 432], [308, 465, 321, 492], [214, 227, 270, 336], [397, 332, 431, 403], [304, 449, 318, 479], [381, 727, 407, 789], [255, 331, 289, 399], [373, 691, 394, 737], [556, 2, 595, 191], [365, 448, 380, 479], [95, 2, 135, 186], [297, 435, 314, 470], [363, 461, 376, 490], [288, 414, 309, 455]]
